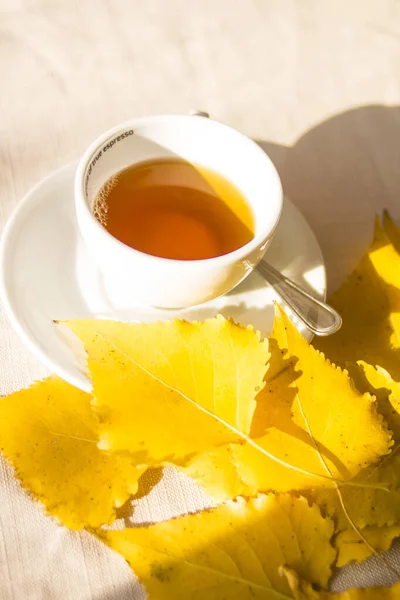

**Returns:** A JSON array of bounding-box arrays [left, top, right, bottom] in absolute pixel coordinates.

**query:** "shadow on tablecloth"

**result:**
[[257, 104, 400, 293]]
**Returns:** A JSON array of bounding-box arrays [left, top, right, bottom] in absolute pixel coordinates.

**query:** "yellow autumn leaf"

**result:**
[[314, 216, 400, 379], [335, 524, 400, 567], [183, 308, 392, 500], [0, 376, 143, 529], [282, 566, 400, 600], [313, 362, 400, 558], [101, 494, 336, 599], [66, 317, 269, 465], [255, 306, 390, 482]]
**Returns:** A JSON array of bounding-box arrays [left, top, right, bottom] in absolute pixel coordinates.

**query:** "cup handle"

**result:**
[[189, 110, 210, 118]]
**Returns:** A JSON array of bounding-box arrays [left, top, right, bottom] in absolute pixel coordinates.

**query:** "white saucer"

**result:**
[[0, 162, 326, 392]]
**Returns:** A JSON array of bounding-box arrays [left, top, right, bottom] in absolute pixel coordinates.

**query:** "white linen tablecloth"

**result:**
[[1, 1, 400, 597]]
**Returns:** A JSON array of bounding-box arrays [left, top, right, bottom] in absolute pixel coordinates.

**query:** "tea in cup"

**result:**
[[75, 114, 283, 308]]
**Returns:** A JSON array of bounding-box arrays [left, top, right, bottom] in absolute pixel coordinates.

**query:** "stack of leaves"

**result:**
[[1, 214, 400, 598]]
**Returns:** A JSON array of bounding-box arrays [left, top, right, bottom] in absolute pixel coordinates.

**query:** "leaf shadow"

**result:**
[[259, 105, 400, 293], [115, 468, 165, 524], [133, 467, 164, 501], [251, 339, 352, 480], [251, 338, 300, 438], [114, 497, 135, 524], [347, 363, 400, 441]]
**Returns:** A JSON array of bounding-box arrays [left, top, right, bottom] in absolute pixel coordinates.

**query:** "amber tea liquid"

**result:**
[[94, 158, 255, 260]]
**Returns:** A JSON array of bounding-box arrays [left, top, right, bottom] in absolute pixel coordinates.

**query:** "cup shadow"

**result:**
[[257, 104, 400, 292]]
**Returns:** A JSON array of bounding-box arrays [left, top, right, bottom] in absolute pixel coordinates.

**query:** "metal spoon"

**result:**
[[256, 261, 342, 336], [189, 111, 341, 336]]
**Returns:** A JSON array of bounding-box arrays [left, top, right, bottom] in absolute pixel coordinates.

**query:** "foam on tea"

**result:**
[[94, 158, 255, 260]]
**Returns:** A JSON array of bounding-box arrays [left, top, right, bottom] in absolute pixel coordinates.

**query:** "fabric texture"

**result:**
[[1, 0, 400, 597]]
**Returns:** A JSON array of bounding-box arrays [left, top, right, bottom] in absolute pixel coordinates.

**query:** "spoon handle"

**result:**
[[256, 261, 342, 336]]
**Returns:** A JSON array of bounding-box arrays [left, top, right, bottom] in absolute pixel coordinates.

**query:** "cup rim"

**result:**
[[75, 113, 283, 267]]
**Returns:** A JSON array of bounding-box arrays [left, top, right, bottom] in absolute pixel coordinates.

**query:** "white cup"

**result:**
[[75, 114, 283, 308]]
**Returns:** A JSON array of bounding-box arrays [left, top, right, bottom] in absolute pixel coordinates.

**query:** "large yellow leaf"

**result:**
[[101, 494, 336, 599], [66, 317, 269, 466], [313, 363, 400, 555], [0, 376, 143, 529], [282, 567, 400, 599], [315, 216, 400, 379], [183, 308, 392, 500], [256, 307, 390, 481]]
